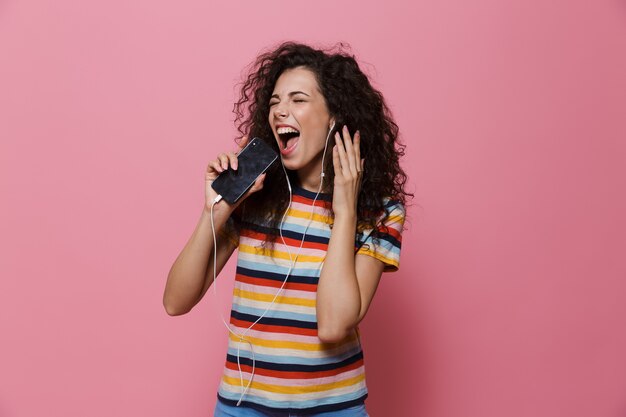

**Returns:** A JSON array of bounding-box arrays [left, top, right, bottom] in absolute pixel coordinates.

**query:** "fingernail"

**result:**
[[335, 132, 341, 139], [356, 130, 360, 136], [343, 125, 348, 131]]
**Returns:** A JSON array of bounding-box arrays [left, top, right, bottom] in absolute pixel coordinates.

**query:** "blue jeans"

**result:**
[[213, 399, 370, 417]]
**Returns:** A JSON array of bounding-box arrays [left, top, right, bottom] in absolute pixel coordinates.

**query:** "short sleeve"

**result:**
[[218, 214, 240, 248], [355, 199, 406, 272]]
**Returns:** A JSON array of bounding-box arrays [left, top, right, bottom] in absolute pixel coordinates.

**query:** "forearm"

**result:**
[[316, 214, 360, 342], [163, 205, 232, 315]]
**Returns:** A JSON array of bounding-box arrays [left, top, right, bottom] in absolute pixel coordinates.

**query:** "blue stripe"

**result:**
[[292, 185, 333, 202], [218, 387, 368, 409], [225, 346, 361, 366], [225, 351, 363, 373], [358, 238, 400, 258], [236, 266, 319, 285], [277, 221, 331, 238], [230, 311, 317, 329], [238, 259, 323, 277], [233, 305, 317, 323]]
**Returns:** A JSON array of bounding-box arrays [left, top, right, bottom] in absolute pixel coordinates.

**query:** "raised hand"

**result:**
[[331, 125, 364, 219], [204, 135, 266, 213]]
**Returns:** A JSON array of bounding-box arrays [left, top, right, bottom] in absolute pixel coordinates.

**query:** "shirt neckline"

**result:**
[[292, 184, 332, 202]]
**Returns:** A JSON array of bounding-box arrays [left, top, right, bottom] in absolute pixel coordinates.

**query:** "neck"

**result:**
[[296, 169, 323, 192], [294, 141, 334, 193]]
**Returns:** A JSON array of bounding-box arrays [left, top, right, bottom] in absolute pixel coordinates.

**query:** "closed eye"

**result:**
[[269, 99, 304, 106]]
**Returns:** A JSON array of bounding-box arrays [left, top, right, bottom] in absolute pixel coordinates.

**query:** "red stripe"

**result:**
[[230, 317, 318, 337], [224, 357, 364, 379], [236, 274, 317, 292], [382, 225, 402, 241]]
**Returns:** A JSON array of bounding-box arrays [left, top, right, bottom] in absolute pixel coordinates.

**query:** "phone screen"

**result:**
[[210, 137, 278, 204]]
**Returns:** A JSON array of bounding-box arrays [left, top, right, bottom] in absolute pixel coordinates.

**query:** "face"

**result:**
[[268, 66, 334, 175]]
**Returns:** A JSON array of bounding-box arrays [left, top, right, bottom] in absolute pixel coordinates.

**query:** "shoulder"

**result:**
[[379, 198, 406, 228], [355, 197, 406, 272]]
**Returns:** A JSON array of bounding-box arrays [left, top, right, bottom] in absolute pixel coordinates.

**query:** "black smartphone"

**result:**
[[211, 137, 278, 204]]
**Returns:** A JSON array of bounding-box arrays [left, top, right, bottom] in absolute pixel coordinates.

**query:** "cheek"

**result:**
[[268, 115, 278, 137], [291, 108, 307, 126], [296, 109, 325, 133]]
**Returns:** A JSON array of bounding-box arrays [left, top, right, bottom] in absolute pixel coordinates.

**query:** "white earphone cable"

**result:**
[[210, 122, 335, 406]]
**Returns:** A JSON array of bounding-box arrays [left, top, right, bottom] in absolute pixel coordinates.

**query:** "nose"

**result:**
[[273, 102, 288, 119]]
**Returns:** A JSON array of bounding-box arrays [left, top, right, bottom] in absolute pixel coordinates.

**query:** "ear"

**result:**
[[329, 118, 336, 130]]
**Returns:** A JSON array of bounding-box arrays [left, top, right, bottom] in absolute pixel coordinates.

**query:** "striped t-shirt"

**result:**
[[216, 185, 405, 415]]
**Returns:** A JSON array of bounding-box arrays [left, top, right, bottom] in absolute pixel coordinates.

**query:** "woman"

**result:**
[[163, 41, 411, 416]]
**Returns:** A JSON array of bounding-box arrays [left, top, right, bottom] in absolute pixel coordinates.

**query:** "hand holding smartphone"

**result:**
[[210, 137, 278, 205]]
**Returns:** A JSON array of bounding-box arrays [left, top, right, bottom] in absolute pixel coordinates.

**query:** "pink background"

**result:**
[[1, 1, 625, 416]]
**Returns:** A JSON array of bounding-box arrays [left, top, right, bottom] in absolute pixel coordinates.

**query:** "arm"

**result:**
[[316, 125, 385, 343], [316, 214, 385, 343], [163, 135, 264, 316], [163, 205, 237, 316]]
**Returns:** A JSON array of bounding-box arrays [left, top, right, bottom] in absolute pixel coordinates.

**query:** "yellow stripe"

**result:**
[[233, 288, 316, 307], [286, 208, 332, 224], [222, 373, 365, 394], [228, 332, 358, 351], [239, 244, 325, 263], [386, 214, 404, 225], [356, 249, 398, 269]]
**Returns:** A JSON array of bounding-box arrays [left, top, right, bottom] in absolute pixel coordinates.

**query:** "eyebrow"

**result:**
[[270, 91, 310, 99]]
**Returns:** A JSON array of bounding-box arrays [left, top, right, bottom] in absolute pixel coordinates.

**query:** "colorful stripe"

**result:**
[[217, 185, 405, 413]]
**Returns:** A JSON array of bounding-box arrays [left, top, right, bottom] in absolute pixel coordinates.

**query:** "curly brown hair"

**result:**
[[230, 41, 412, 246]]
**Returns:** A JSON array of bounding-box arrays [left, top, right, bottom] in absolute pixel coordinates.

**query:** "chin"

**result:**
[[280, 158, 305, 172]]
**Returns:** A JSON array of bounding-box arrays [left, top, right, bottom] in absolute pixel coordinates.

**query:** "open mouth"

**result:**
[[277, 127, 300, 151]]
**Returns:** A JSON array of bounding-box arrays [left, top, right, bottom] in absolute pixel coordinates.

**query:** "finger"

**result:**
[[354, 131, 361, 170], [255, 172, 266, 189], [247, 173, 266, 194], [207, 160, 223, 174], [335, 132, 350, 176], [217, 153, 229, 170], [332, 144, 342, 178], [237, 135, 249, 152], [341, 125, 358, 176], [356, 159, 365, 194], [227, 151, 238, 170]]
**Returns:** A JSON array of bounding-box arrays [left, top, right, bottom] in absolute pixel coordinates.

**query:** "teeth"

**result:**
[[277, 127, 299, 135]]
